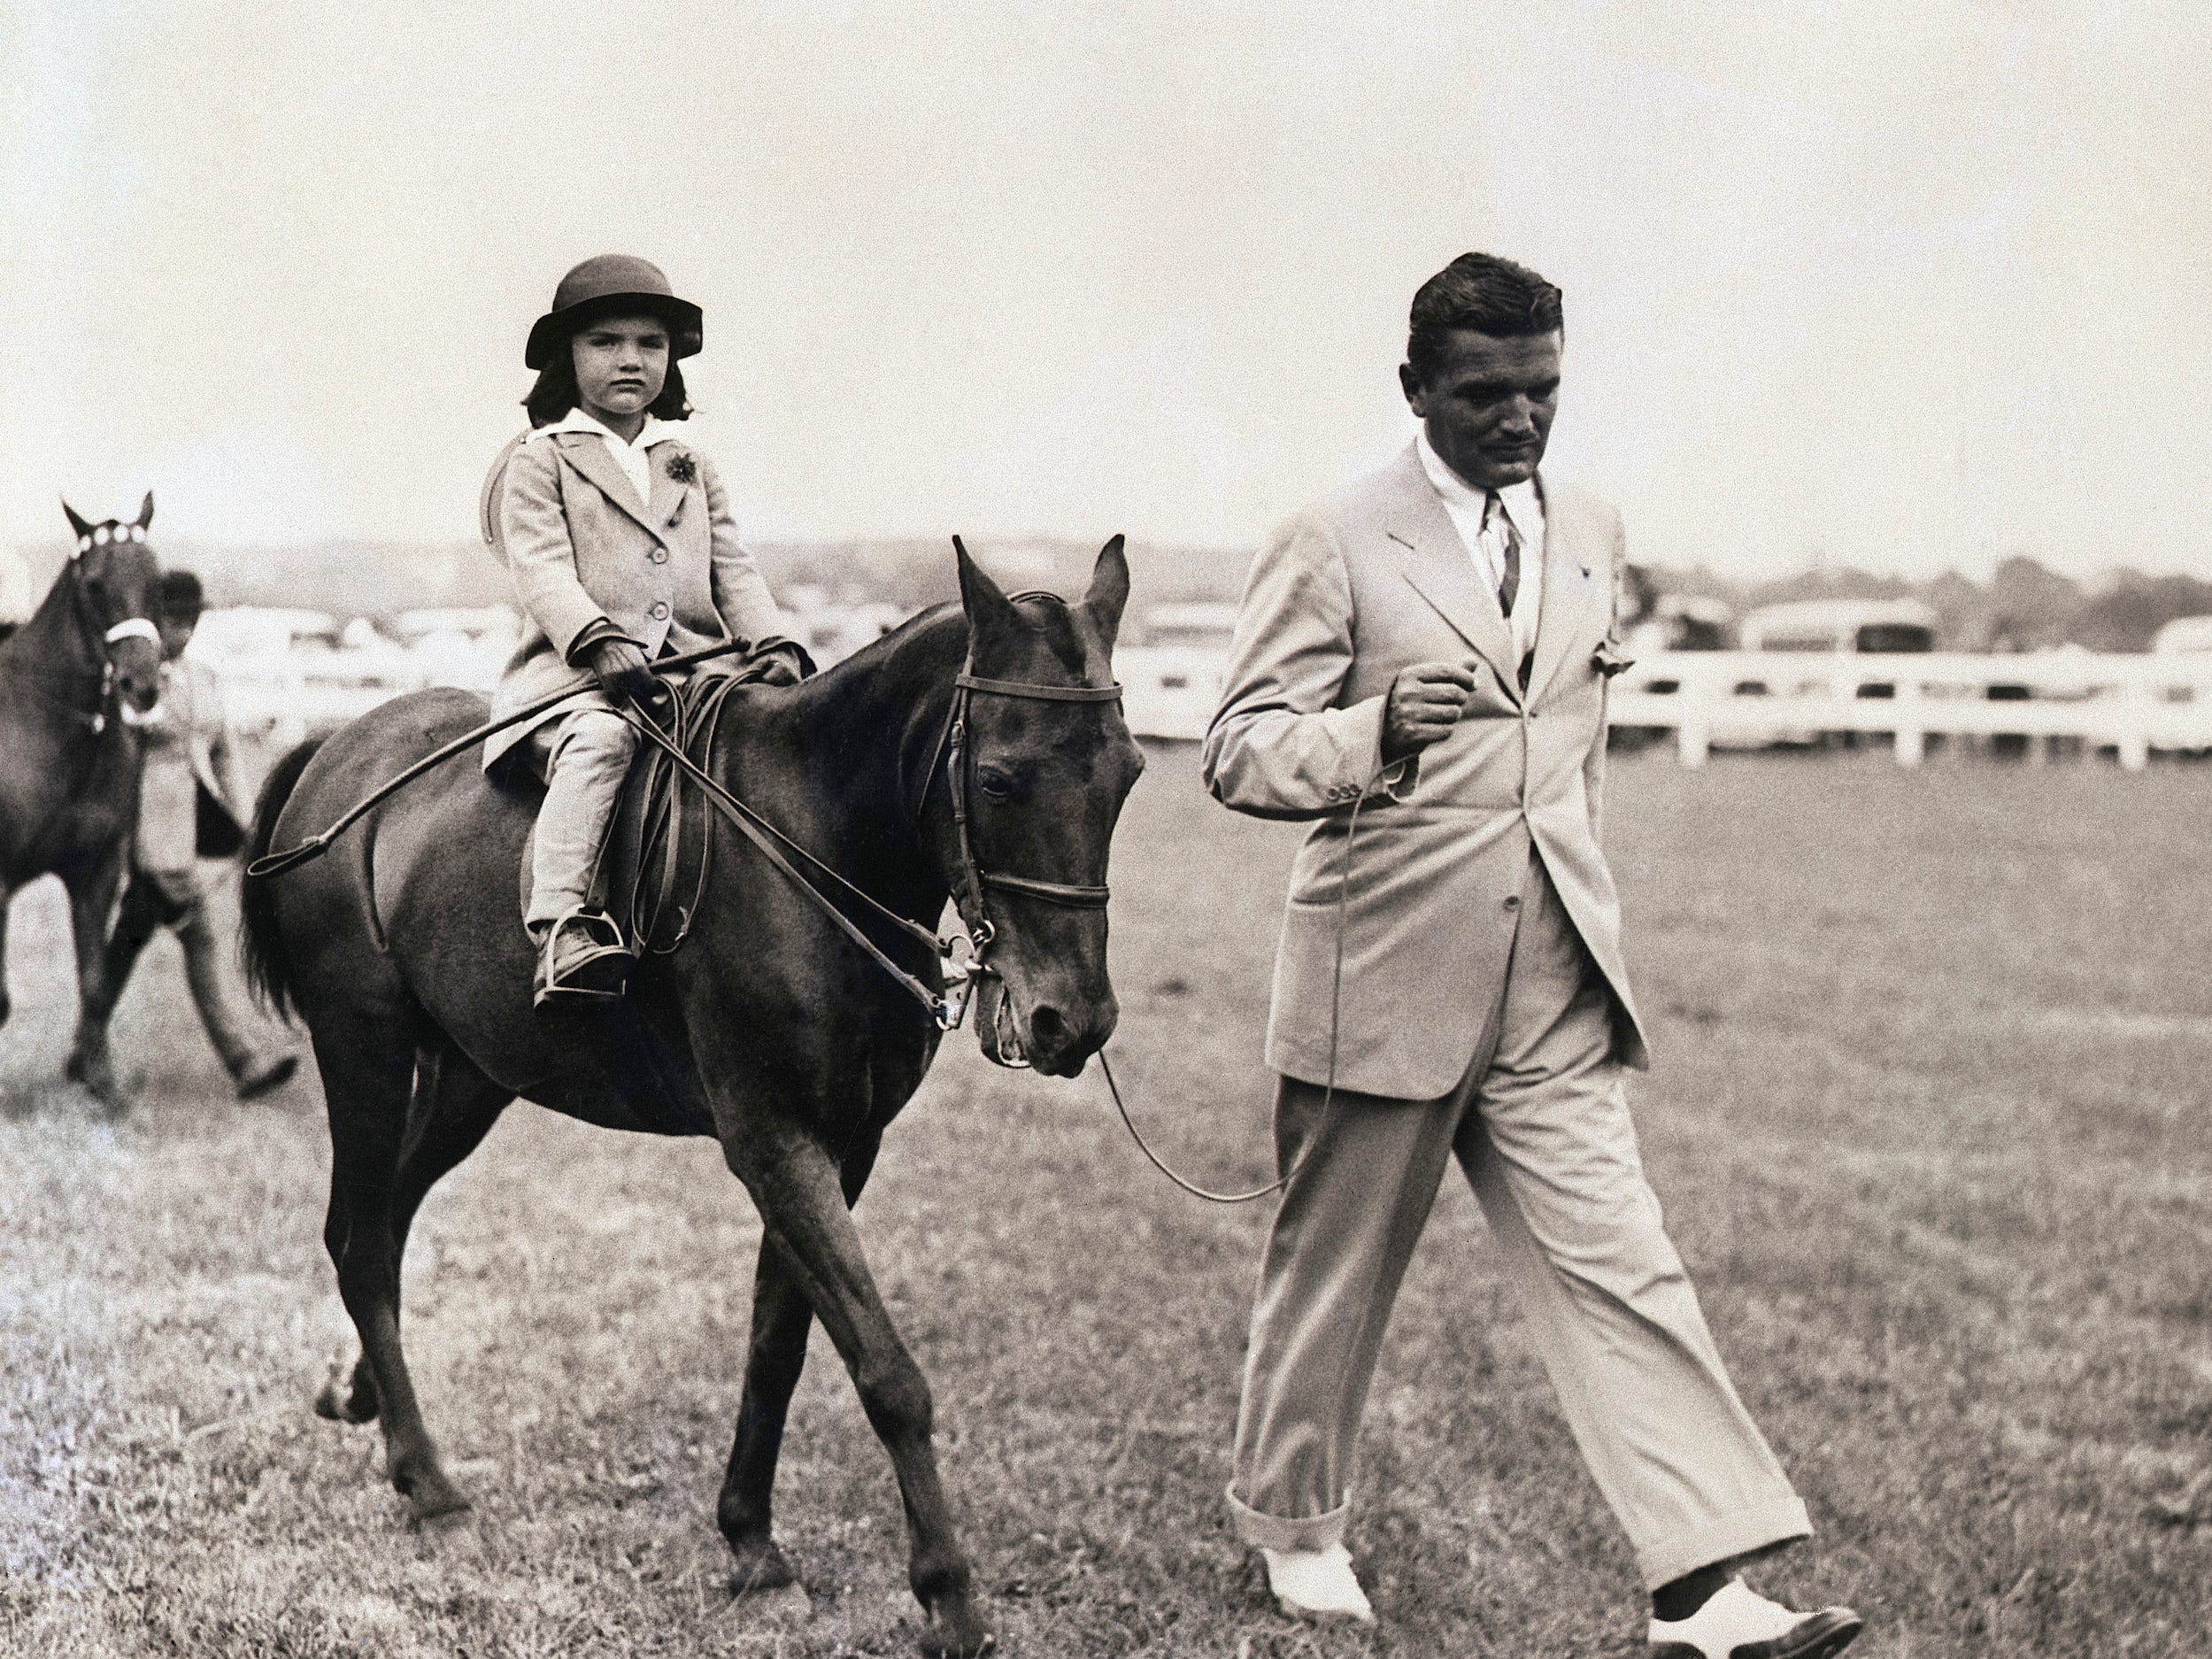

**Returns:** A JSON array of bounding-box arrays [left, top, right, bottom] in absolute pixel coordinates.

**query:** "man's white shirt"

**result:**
[[1415, 429, 1545, 663]]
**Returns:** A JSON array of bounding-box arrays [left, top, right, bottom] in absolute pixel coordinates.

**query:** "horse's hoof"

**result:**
[[313, 1354, 379, 1424], [918, 1596, 993, 1659], [730, 1582, 812, 1626], [727, 1535, 799, 1598], [398, 1470, 473, 1524], [66, 1046, 127, 1114]]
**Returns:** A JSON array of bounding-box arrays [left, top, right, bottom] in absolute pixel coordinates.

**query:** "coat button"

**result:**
[[1503, 894, 1521, 910], [651, 547, 668, 564], [650, 600, 669, 620]]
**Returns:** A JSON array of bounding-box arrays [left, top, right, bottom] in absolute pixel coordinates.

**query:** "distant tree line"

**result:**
[[1644, 556, 2212, 653]]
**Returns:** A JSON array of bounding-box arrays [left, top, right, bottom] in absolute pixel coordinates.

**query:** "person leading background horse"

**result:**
[[70, 567, 296, 1100]]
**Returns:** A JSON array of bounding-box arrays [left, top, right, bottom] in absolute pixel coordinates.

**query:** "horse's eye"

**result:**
[[976, 768, 1014, 800]]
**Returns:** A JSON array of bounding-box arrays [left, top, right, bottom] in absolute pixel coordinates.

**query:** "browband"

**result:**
[[954, 673, 1122, 703]]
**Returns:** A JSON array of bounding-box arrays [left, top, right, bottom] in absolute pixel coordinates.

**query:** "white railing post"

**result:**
[[2116, 664, 2150, 771], [1894, 675, 1924, 767], [1677, 671, 1710, 768]]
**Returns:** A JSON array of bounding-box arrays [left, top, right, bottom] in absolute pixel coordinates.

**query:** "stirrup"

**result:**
[[533, 908, 634, 1007]]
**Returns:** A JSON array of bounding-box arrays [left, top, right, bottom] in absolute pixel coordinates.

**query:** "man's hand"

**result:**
[[585, 637, 656, 706], [747, 641, 807, 687], [1382, 660, 1478, 761]]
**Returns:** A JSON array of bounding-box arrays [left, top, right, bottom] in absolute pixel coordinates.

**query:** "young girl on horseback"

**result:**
[[482, 254, 806, 1007]]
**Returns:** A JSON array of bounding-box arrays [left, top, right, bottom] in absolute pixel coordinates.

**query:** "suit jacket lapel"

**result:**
[[1379, 446, 1522, 702], [552, 433, 663, 541], [1525, 479, 1607, 705]]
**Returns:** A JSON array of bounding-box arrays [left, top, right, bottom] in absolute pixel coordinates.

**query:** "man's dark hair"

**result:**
[[1406, 253, 1564, 381], [523, 354, 692, 428], [157, 568, 204, 620]]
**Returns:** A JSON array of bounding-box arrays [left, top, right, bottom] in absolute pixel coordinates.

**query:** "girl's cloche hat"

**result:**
[[525, 254, 704, 369]]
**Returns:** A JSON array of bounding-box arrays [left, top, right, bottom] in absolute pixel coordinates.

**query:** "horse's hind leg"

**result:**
[[317, 1046, 511, 1428], [316, 1022, 480, 1521], [732, 1128, 987, 1659], [718, 1134, 882, 1595]]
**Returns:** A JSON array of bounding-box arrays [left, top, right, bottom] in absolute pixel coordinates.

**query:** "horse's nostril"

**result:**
[[1029, 1005, 1068, 1047]]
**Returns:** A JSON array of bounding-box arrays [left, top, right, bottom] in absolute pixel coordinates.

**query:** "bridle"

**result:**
[[7, 522, 161, 734], [614, 644, 1123, 1047], [924, 661, 1121, 1049]]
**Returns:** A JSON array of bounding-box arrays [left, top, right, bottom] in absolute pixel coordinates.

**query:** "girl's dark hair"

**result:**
[[523, 351, 692, 428]]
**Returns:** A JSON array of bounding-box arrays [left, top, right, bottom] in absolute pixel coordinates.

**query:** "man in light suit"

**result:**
[[1202, 254, 1860, 1658]]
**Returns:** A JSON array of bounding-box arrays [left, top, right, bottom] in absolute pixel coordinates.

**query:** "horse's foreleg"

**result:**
[[317, 1025, 472, 1522], [61, 856, 130, 1108], [719, 1133, 879, 1595], [718, 1236, 812, 1593], [316, 1048, 511, 1429], [732, 1130, 986, 1659]]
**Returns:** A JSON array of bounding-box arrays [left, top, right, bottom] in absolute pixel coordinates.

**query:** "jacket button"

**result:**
[[650, 601, 669, 620], [1503, 894, 1521, 910], [651, 547, 668, 564]]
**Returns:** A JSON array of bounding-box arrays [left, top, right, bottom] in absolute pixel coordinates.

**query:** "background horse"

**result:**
[[0, 496, 165, 1107], [242, 540, 1140, 1658]]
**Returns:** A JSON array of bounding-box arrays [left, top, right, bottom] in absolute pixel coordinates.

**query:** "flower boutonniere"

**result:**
[[663, 450, 698, 486], [1592, 637, 1636, 679]]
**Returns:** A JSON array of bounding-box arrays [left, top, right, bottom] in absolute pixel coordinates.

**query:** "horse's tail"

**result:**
[[240, 736, 328, 1022]]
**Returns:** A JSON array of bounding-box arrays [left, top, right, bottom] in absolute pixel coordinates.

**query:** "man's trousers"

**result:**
[[1226, 848, 1810, 1589], [87, 868, 266, 1084]]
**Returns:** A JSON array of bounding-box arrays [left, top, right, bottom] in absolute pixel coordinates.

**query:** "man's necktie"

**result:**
[[1484, 492, 1522, 618]]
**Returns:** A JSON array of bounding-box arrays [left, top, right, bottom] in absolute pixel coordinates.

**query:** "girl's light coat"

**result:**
[[478, 428, 789, 768]]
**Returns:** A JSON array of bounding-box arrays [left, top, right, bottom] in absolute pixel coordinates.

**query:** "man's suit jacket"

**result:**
[[479, 428, 788, 768], [1201, 443, 1648, 1101]]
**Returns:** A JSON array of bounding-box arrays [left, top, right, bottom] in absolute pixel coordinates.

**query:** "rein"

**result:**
[[614, 655, 1125, 1036], [246, 639, 751, 879]]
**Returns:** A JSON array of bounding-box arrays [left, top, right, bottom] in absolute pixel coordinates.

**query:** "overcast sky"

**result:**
[[4, 1, 2206, 579]]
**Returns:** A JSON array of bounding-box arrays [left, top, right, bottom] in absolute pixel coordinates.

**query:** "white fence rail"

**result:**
[[1611, 650, 2212, 768]]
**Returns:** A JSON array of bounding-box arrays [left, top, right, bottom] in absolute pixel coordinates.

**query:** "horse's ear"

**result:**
[[62, 499, 93, 548], [135, 491, 155, 529], [953, 535, 1021, 648], [1082, 534, 1130, 642]]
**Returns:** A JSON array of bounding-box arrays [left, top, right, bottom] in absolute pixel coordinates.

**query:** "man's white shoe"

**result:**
[[1647, 1578, 1862, 1659], [1260, 1542, 1376, 1625]]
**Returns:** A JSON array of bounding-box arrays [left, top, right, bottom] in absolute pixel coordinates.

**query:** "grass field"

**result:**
[[4, 744, 2210, 1657]]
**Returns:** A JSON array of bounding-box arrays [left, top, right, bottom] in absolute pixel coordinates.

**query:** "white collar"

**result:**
[[533, 406, 675, 450], [1415, 430, 1542, 540]]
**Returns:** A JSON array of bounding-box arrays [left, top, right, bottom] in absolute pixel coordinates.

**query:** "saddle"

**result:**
[[510, 662, 767, 959]]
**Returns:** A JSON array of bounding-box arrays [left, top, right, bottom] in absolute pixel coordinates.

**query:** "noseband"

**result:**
[[7, 530, 162, 733]]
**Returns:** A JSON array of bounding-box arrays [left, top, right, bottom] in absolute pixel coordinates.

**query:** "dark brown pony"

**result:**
[[0, 497, 164, 1107], [242, 541, 1141, 1658]]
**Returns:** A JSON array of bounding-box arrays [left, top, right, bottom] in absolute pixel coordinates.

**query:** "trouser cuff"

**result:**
[[1636, 1495, 1812, 1591], [1225, 1484, 1350, 1554]]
